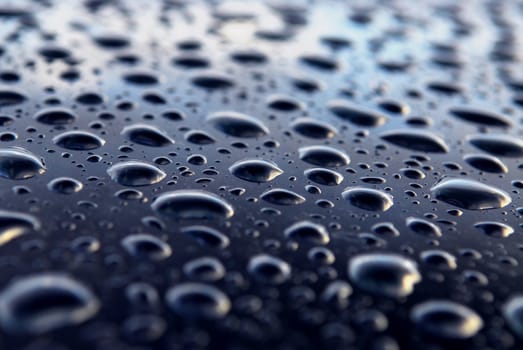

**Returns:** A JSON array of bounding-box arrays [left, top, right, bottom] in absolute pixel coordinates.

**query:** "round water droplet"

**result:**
[[503, 296, 523, 339], [152, 190, 234, 220], [342, 187, 393, 212], [107, 161, 166, 186], [411, 300, 483, 339], [348, 253, 421, 298], [431, 178, 511, 210], [0, 274, 99, 334]]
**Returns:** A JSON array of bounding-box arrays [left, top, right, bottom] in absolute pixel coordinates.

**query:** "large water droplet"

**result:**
[[165, 283, 230, 319], [121, 124, 174, 147], [0, 274, 99, 334], [467, 134, 523, 157], [152, 190, 234, 220], [328, 100, 387, 127], [248, 254, 291, 284], [380, 130, 449, 153], [299, 145, 350, 167], [53, 131, 105, 150], [431, 178, 511, 210], [260, 188, 306, 205], [411, 300, 483, 339], [348, 253, 421, 298], [284, 221, 330, 244], [342, 187, 393, 212], [34, 108, 77, 125], [0, 210, 40, 246], [0, 148, 45, 180], [229, 159, 282, 182], [107, 161, 166, 186], [207, 111, 269, 138], [449, 107, 511, 127]]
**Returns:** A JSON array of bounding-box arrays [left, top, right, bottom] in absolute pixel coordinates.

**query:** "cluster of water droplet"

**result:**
[[0, 0, 523, 349]]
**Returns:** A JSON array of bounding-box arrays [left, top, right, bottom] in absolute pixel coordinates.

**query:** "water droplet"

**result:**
[[34, 108, 77, 125], [47, 177, 83, 194], [474, 221, 513, 238], [380, 130, 449, 153], [431, 178, 511, 210], [0, 148, 45, 179], [0, 209, 40, 246], [342, 187, 393, 212], [467, 134, 523, 157], [299, 145, 350, 167], [328, 100, 387, 127], [0, 274, 99, 334], [248, 254, 291, 284], [406, 217, 442, 237], [53, 131, 105, 150], [121, 234, 172, 260], [304, 168, 343, 186], [229, 159, 282, 182], [207, 111, 269, 138], [284, 221, 330, 244], [121, 124, 174, 147], [348, 253, 421, 298], [152, 190, 234, 220], [165, 283, 230, 320], [411, 300, 483, 339], [107, 161, 166, 186], [450, 107, 511, 127], [180, 225, 230, 249], [260, 188, 306, 205], [463, 154, 508, 173]]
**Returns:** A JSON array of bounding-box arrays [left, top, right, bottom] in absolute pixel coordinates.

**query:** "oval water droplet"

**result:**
[[0, 274, 99, 334], [0, 148, 45, 180], [260, 188, 306, 205], [0, 209, 40, 246], [152, 190, 234, 220], [450, 107, 511, 127], [328, 100, 387, 127], [53, 131, 105, 150], [207, 111, 269, 138], [165, 283, 230, 320], [107, 161, 166, 186], [467, 134, 523, 157], [380, 130, 449, 153], [431, 178, 511, 210], [411, 300, 483, 339], [34, 108, 77, 125], [47, 177, 83, 194], [284, 221, 330, 245], [348, 253, 421, 298], [342, 187, 393, 212], [121, 234, 172, 260], [229, 159, 282, 182], [248, 254, 291, 284], [121, 124, 174, 147], [299, 145, 350, 167], [304, 168, 343, 186]]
